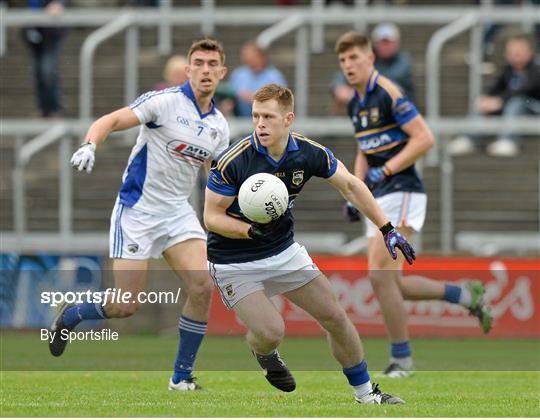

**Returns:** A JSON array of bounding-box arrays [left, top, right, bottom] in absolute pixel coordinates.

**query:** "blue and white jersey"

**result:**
[[119, 81, 230, 215]]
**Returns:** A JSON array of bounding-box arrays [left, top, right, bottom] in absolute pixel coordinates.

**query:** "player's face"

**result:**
[[252, 99, 294, 148], [338, 46, 375, 86], [186, 50, 227, 95]]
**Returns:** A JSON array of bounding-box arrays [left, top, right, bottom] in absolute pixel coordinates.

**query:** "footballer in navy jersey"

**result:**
[[203, 83, 413, 404], [347, 68, 424, 198], [207, 131, 338, 264], [335, 31, 492, 378]]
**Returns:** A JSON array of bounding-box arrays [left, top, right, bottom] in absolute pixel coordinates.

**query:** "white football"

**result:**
[[238, 173, 289, 224]]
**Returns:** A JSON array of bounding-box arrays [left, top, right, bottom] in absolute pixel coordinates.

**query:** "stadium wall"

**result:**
[[207, 256, 540, 338]]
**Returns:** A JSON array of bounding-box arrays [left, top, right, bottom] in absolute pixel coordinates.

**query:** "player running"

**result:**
[[50, 38, 230, 391], [205, 83, 414, 404], [335, 31, 492, 377]]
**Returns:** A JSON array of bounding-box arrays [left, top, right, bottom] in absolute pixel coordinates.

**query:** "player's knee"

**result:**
[[255, 323, 284, 348], [185, 275, 213, 305], [318, 305, 348, 332], [369, 269, 394, 288]]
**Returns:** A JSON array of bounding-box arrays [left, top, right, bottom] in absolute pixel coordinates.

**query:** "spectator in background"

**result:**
[[449, 34, 540, 158], [229, 40, 287, 117], [330, 22, 415, 115], [21, 0, 68, 118], [153, 55, 188, 91]]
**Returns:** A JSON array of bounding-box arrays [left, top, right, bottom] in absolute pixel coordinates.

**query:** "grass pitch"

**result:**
[[1, 333, 539, 417]]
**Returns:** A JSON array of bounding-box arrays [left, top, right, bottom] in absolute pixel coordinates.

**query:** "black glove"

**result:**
[[248, 213, 290, 240], [342, 201, 361, 222]]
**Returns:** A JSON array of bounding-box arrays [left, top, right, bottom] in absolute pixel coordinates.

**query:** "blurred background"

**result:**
[[1, 0, 539, 338]]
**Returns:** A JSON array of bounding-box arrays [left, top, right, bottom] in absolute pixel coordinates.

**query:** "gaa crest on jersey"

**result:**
[[127, 243, 139, 253], [358, 110, 369, 128], [225, 284, 235, 299], [210, 128, 218, 141], [370, 107, 380, 123], [167, 140, 211, 164], [292, 170, 304, 187]]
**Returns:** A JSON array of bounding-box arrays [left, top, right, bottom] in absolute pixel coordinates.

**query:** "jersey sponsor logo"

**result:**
[[292, 170, 304, 187], [167, 140, 211, 165], [273, 172, 285, 178], [360, 133, 395, 151]]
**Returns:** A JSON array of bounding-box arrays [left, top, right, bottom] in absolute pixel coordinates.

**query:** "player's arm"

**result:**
[[328, 160, 416, 264], [383, 114, 434, 175], [353, 146, 368, 180], [204, 188, 251, 239], [84, 107, 140, 146], [70, 107, 140, 173], [329, 160, 388, 228]]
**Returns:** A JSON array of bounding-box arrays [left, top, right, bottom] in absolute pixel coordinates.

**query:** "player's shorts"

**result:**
[[365, 191, 427, 238], [209, 242, 322, 309], [109, 199, 206, 260]]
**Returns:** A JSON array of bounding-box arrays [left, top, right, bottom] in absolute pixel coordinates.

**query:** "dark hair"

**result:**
[[506, 33, 534, 50], [335, 31, 371, 54], [253, 84, 294, 113], [188, 38, 226, 65]]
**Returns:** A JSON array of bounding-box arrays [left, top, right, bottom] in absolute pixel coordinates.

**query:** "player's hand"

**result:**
[[366, 166, 387, 184], [70, 141, 96, 173], [248, 212, 290, 240], [342, 201, 361, 222], [379, 222, 416, 265]]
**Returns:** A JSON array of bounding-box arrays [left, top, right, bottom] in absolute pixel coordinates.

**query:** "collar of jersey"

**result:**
[[180, 81, 217, 119], [353, 69, 379, 107], [250, 132, 299, 167]]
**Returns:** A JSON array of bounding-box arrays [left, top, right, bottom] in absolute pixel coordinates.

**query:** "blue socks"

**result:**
[[62, 301, 108, 329], [172, 315, 207, 384], [343, 360, 370, 386], [390, 340, 413, 369], [443, 284, 462, 304]]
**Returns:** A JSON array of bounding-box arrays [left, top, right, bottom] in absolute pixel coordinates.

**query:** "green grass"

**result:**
[[1, 333, 539, 417]]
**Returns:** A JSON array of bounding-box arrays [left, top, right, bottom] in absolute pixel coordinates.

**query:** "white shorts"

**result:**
[[109, 199, 206, 259], [209, 242, 322, 309], [365, 192, 427, 238]]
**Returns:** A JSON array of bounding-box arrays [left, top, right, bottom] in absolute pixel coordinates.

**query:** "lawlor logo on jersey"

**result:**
[[166, 140, 211, 166]]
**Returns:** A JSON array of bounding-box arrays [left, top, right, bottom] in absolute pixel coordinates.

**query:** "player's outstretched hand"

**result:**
[[379, 222, 416, 265], [248, 212, 290, 240], [342, 201, 361, 222], [70, 141, 96, 173]]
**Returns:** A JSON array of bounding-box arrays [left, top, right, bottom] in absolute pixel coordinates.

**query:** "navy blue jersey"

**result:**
[[207, 132, 338, 264], [347, 70, 424, 198]]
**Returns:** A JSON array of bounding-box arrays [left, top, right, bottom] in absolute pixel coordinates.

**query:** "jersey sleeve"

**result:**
[[392, 96, 419, 126], [214, 121, 231, 158], [129, 90, 163, 124], [310, 143, 338, 179], [206, 149, 239, 197]]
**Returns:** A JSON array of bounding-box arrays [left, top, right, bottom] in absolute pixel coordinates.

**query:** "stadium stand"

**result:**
[[1, 1, 538, 253]]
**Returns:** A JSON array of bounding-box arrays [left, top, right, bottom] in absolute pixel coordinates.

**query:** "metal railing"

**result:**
[[1, 4, 539, 254]]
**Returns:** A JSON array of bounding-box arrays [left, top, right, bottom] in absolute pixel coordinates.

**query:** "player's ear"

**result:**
[[284, 111, 295, 127], [218, 66, 228, 80]]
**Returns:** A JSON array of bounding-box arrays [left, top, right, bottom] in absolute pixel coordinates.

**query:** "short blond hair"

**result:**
[[253, 84, 294, 113], [188, 38, 226, 65], [335, 31, 371, 54]]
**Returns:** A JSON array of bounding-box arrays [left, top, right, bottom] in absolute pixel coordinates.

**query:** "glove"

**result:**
[[342, 201, 361, 222], [70, 141, 96, 173], [366, 165, 391, 185], [248, 212, 290, 240], [379, 222, 416, 265]]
